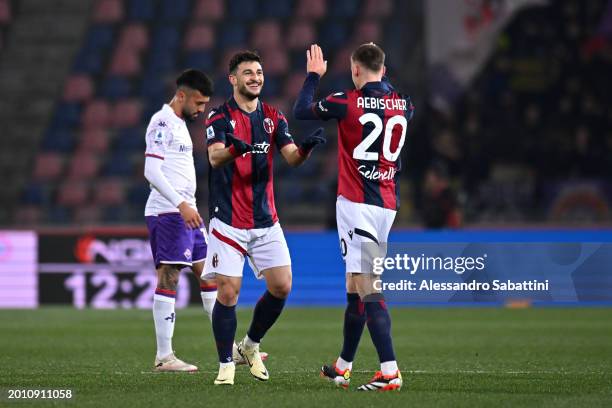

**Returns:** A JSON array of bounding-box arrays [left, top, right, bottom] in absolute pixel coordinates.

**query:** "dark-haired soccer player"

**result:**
[[205, 51, 325, 385], [294, 44, 415, 391], [144, 69, 219, 372]]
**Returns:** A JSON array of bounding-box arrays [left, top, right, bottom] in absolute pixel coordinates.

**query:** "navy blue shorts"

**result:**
[[146, 213, 208, 268]]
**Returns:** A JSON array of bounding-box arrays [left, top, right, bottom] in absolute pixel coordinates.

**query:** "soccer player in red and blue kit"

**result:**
[[205, 51, 325, 385], [294, 43, 415, 391]]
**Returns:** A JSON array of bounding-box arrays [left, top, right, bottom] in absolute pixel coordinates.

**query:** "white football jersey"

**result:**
[[144, 104, 197, 216]]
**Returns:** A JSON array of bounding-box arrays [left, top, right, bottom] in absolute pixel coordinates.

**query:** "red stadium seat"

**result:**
[[109, 47, 142, 76], [63, 74, 95, 102], [14, 206, 43, 226], [111, 99, 142, 128], [330, 46, 352, 74], [0, 0, 11, 24], [252, 21, 281, 50], [286, 21, 316, 50], [295, 0, 326, 19], [362, 0, 392, 18], [74, 205, 102, 224], [117, 23, 149, 52], [78, 128, 111, 154], [67, 152, 100, 180], [82, 100, 111, 128], [260, 48, 288, 75], [57, 182, 89, 207], [93, 178, 125, 205], [32, 152, 65, 181], [184, 23, 215, 50], [354, 20, 381, 44], [283, 72, 308, 99], [194, 0, 224, 21], [92, 0, 124, 24]]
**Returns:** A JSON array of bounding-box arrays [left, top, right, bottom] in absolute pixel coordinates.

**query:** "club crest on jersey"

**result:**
[[184, 248, 192, 260], [263, 118, 274, 134]]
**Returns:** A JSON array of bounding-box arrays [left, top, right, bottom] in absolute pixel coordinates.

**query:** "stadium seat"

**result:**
[[73, 50, 105, 74], [22, 183, 50, 206], [82, 100, 111, 128], [32, 152, 64, 181], [354, 20, 382, 44], [160, 0, 191, 21], [128, 182, 151, 206], [228, 0, 258, 20], [362, 0, 392, 18], [78, 128, 111, 154], [93, 178, 125, 205], [114, 127, 145, 152], [330, 46, 352, 74], [14, 206, 43, 226], [261, 0, 293, 19], [283, 72, 308, 99], [127, 0, 155, 21], [260, 48, 288, 75], [52, 102, 83, 129], [109, 47, 142, 76], [74, 205, 102, 224], [151, 25, 180, 50], [183, 50, 215, 71], [0, 0, 11, 24], [117, 23, 149, 51], [218, 23, 246, 48], [252, 21, 282, 50], [41, 128, 76, 153], [194, 0, 224, 21], [329, 0, 359, 19], [286, 21, 316, 50], [100, 76, 133, 100], [295, 0, 326, 19], [67, 153, 100, 180], [184, 24, 215, 50], [57, 182, 90, 207], [319, 23, 349, 51], [92, 0, 124, 24], [63, 75, 95, 102], [111, 99, 142, 128], [261, 74, 281, 97], [103, 152, 135, 176], [145, 47, 177, 74]]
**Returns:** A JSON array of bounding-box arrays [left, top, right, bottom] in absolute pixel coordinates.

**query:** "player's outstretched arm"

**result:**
[[280, 127, 326, 167], [293, 44, 327, 120], [208, 133, 254, 168]]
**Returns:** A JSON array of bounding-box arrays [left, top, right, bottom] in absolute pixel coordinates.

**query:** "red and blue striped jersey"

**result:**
[[308, 81, 414, 210], [205, 97, 295, 229]]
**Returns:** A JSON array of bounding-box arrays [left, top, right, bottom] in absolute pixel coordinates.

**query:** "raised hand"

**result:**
[[306, 44, 327, 77]]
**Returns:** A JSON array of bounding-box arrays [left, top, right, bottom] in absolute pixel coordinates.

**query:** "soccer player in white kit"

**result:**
[[144, 69, 217, 371]]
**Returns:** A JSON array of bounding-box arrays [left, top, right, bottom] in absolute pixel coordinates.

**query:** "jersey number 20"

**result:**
[[353, 113, 407, 162]]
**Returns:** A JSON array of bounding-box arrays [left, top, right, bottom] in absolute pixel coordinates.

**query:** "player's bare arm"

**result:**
[[208, 134, 254, 168], [280, 127, 326, 167]]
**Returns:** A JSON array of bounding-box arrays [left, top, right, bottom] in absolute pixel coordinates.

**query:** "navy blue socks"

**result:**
[[212, 300, 237, 363], [247, 290, 286, 343], [340, 293, 367, 362]]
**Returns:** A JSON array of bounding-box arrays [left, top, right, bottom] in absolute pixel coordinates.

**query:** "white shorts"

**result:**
[[206, 217, 291, 279], [336, 195, 397, 274]]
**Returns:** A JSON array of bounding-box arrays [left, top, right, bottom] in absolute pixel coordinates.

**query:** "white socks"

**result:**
[[336, 356, 352, 371], [153, 293, 176, 359], [243, 334, 259, 348], [200, 289, 217, 322], [381, 360, 399, 376]]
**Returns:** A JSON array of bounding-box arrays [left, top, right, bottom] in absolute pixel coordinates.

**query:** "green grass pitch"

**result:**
[[1, 307, 611, 407]]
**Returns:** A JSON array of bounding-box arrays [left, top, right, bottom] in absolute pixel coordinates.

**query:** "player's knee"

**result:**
[[268, 278, 291, 299], [216, 279, 240, 305]]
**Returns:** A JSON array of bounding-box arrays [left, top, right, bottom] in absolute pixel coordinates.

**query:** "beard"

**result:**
[[238, 81, 262, 100], [182, 109, 199, 123]]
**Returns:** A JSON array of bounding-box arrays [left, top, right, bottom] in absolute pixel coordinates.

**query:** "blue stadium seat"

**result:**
[[100, 76, 133, 100], [127, 0, 156, 21], [261, 75, 280, 97], [183, 50, 215, 72], [22, 183, 47, 205], [103, 152, 135, 176], [261, 0, 293, 19], [128, 183, 151, 205], [52, 102, 82, 128], [73, 50, 105, 74], [228, 0, 257, 20], [114, 127, 145, 152], [329, 0, 360, 18], [160, 0, 192, 21], [145, 47, 178, 74], [218, 22, 246, 48], [139, 74, 169, 101], [47, 206, 71, 224], [319, 23, 348, 50], [150, 25, 180, 50], [41, 128, 76, 152], [103, 205, 131, 223], [84, 25, 115, 50]]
